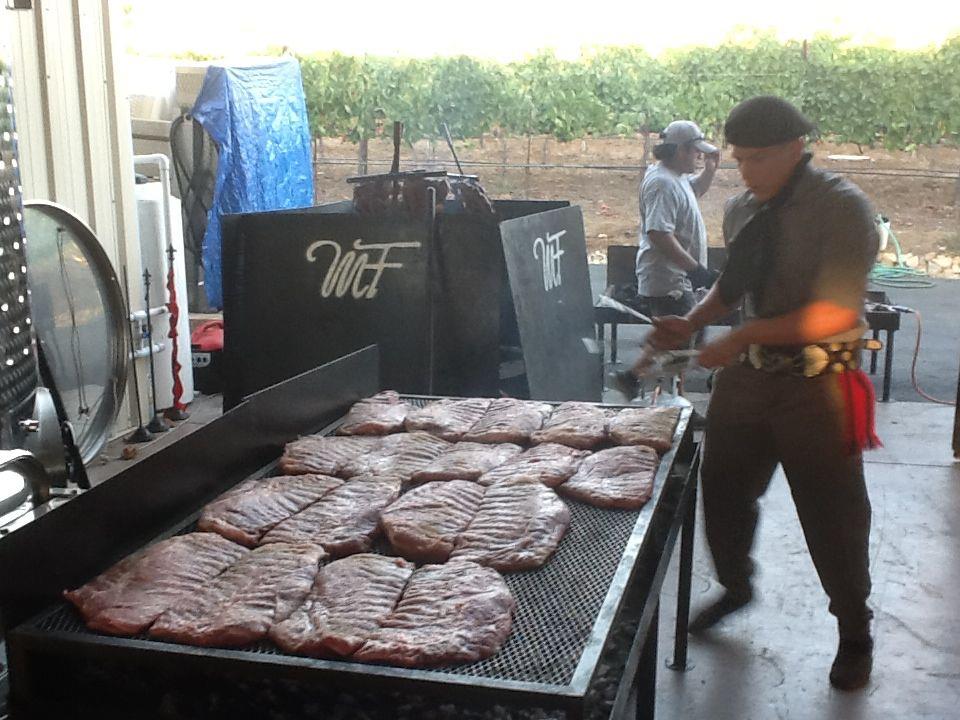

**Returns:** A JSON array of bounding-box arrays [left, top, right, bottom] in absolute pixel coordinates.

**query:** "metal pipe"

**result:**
[[128, 306, 168, 322], [133, 154, 175, 256], [313, 156, 960, 181], [129, 343, 166, 360], [131, 154, 175, 321]]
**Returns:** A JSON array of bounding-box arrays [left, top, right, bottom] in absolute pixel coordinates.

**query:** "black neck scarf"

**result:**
[[717, 154, 813, 312]]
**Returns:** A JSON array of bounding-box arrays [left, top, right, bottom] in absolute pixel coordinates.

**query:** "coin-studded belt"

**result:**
[[744, 339, 884, 378]]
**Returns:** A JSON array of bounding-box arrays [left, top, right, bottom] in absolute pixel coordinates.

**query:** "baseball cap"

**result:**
[[659, 120, 718, 154], [724, 96, 815, 148]]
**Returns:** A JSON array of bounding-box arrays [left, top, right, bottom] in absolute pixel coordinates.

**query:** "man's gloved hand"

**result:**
[[687, 263, 720, 290]]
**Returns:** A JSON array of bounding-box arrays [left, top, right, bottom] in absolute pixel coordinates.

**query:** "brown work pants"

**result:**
[[701, 363, 873, 639]]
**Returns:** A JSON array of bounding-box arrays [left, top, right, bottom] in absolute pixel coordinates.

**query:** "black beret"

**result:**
[[724, 95, 815, 148]]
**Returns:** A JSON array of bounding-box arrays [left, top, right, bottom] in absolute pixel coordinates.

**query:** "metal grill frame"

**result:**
[[4, 349, 697, 719]]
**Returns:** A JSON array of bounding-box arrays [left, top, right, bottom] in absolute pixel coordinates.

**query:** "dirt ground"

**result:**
[[313, 134, 960, 263]]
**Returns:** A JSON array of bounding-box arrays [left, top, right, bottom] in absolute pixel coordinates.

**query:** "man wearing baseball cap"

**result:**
[[642, 96, 880, 691], [633, 119, 721, 318]]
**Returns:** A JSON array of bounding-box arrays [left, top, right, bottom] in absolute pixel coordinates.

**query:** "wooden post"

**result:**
[[357, 135, 369, 175], [641, 130, 652, 179]]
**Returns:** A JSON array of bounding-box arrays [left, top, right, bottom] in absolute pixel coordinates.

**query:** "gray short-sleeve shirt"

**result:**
[[635, 163, 707, 297], [721, 162, 879, 326]]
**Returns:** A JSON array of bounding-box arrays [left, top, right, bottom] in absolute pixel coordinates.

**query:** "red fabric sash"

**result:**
[[837, 369, 882, 455]]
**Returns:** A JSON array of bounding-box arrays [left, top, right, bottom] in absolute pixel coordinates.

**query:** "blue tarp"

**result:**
[[191, 58, 314, 308]]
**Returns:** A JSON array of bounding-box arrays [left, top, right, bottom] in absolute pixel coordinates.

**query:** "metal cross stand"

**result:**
[[121, 266, 151, 443], [142, 269, 168, 434]]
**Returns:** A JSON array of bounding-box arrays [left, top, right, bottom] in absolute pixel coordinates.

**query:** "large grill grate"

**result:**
[[35, 499, 641, 686], [27, 396, 684, 699]]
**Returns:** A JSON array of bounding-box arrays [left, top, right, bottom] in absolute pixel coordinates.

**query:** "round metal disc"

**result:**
[[22, 201, 127, 465]]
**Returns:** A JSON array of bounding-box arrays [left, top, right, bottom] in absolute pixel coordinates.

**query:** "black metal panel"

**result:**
[[221, 201, 570, 408], [500, 206, 602, 402], [494, 199, 570, 222], [222, 210, 432, 408], [0, 346, 380, 635], [432, 211, 502, 397], [491, 202, 570, 352]]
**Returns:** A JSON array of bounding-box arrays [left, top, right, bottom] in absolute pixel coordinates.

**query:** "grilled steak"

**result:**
[[530, 401, 609, 450], [270, 554, 414, 657], [149, 543, 326, 647], [478, 442, 590, 487], [353, 561, 514, 667], [337, 390, 410, 436], [260, 477, 402, 557], [379, 480, 486, 563], [462, 398, 553, 444], [450, 480, 570, 571], [342, 432, 450, 480], [608, 406, 681, 453], [64, 533, 248, 636], [198, 474, 344, 547], [404, 398, 492, 441], [410, 441, 522, 483], [279, 435, 382, 477], [559, 445, 660, 509]]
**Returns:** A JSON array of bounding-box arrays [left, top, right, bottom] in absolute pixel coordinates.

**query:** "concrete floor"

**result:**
[[654, 402, 960, 720]]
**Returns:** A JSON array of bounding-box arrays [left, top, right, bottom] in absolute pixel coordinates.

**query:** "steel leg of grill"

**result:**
[[635, 602, 660, 720], [668, 472, 697, 671], [611, 323, 619, 364], [882, 329, 894, 402], [597, 322, 606, 365]]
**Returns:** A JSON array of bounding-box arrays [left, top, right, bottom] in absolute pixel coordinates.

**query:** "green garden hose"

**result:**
[[869, 217, 936, 289]]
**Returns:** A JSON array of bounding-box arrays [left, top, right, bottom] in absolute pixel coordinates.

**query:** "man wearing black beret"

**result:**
[[641, 95, 880, 691]]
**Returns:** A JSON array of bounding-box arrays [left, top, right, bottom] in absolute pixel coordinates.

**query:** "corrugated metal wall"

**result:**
[[4, 0, 148, 435]]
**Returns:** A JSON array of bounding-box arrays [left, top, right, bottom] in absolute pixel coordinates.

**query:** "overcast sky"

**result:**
[[122, 0, 960, 59]]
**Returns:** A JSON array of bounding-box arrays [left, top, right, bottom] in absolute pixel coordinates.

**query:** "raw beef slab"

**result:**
[[279, 435, 382, 477], [462, 398, 553, 444], [450, 480, 570, 571], [337, 391, 410, 436], [260, 477, 402, 557], [559, 445, 660, 509], [149, 542, 326, 647], [342, 432, 451, 481], [478, 443, 589, 488], [198, 474, 344, 547], [270, 554, 414, 657], [404, 398, 491, 441], [607, 406, 681, 452], [530, 401, 609, 450], [379, 480, 486, 563], [410, 442, 522, 483], [353, 561, 515, 667], [64, 533, 248, 636]]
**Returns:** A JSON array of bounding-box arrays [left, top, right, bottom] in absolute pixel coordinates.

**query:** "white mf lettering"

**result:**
[[305, 238, 421, 299], [533, 229, 566, 292]]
